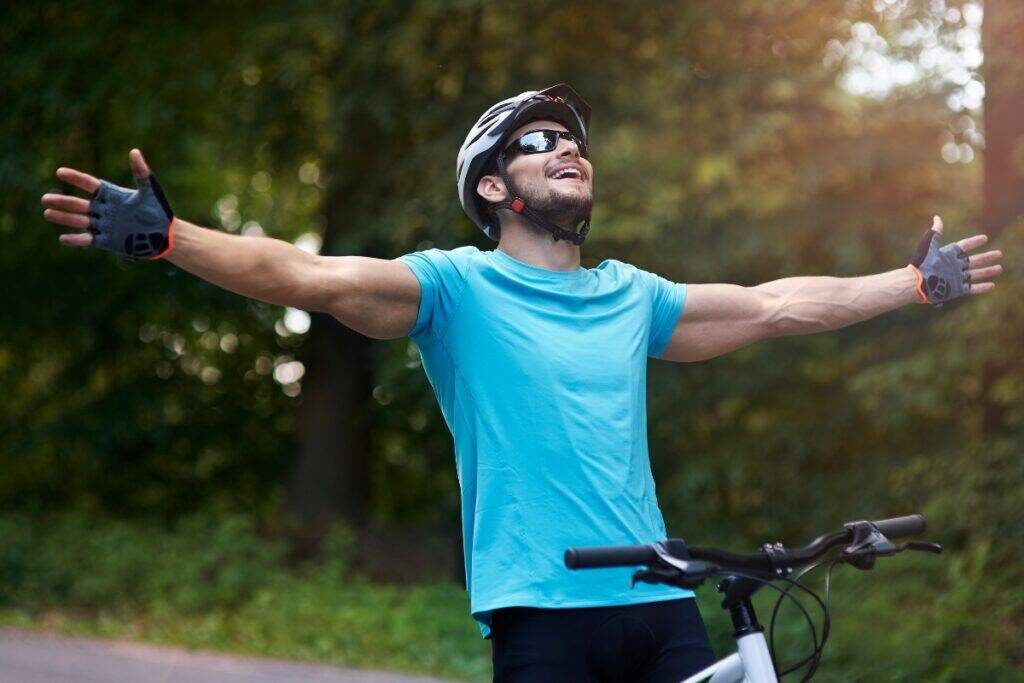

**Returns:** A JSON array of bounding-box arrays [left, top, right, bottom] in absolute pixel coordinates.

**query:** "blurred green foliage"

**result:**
[[0, 511, 1019, 681], [0, 512, 284, 613], [1, 0, 1021, 679], [0, 512, 491, 680]]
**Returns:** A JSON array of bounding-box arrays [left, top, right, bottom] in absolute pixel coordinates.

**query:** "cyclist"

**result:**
[[42, 84, 1003, 682]]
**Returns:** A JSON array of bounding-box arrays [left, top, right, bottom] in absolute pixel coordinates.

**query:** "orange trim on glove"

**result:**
[[908, 263, 928, 304], [150, 216, 177, 261]]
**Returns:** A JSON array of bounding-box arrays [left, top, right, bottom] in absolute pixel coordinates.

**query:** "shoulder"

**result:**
[[594, 259, 682, 297], [397, 245, 482, 282], [592, 258, 649, 284], [592, 258, 638, 274], [446, 245, 484, 271]]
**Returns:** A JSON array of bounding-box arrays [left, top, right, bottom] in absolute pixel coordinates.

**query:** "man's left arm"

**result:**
[[660, 218, 1003, 363]]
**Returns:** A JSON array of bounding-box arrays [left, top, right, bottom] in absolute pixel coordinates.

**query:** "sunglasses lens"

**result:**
[[517, 131, 558, 154], [507, 130, 588, 158]]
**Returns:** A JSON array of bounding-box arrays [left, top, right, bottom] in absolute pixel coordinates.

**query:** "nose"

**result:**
[[556, 137, 583, 159]]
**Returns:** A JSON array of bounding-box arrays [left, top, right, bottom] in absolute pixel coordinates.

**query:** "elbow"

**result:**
[[308, 254, 359, 317]]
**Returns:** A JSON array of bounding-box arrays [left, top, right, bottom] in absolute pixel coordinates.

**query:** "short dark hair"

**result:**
[[480, 152, 499, 179]]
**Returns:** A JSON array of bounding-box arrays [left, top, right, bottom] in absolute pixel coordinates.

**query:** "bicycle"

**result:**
[[565, 514, 941, 682]]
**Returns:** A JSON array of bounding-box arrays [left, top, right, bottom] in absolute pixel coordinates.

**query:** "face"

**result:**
[[479, 119, 594, 228]]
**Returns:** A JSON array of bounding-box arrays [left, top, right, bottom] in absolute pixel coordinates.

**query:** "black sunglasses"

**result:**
[[503, 129, 589, 159]]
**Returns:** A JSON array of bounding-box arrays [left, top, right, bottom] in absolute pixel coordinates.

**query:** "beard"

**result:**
[[515, 177, 593, 230]]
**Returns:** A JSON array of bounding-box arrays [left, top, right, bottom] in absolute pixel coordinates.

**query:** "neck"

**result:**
[[495, 213, 581, 271]]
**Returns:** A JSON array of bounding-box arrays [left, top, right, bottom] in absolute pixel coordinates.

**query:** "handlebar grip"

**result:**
[[564, 544, 658, 569], [872, 514, 926, 539]]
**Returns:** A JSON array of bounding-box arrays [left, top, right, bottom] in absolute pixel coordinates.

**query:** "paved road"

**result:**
[[0, 629, 459, 683]]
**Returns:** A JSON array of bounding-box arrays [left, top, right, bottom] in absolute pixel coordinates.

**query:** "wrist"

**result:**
[[149, 216, 178, 261], [161, 217, 200, 265], [906, 264, 928, 304]]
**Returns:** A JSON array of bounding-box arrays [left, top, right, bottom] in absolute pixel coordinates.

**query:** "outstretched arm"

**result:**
[[161, 222, 420, 339], [660, 218, 1003, 362], [42, 149, 420, 340]]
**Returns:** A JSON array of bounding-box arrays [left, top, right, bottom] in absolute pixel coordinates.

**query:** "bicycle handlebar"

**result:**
[[564, 514, 926, 572], [563, 544, 660, 569], [872, 514, 925, 538]]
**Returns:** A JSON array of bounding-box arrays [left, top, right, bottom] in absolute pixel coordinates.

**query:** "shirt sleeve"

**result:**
[[395, 247, 474, 343], [636, 268, 687, 358]]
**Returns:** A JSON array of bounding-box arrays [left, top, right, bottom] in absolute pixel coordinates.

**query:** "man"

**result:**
[[42, 84, 1002, 681]]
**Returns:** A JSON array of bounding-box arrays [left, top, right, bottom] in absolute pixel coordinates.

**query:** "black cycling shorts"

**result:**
[[490, 598, 716, 682]]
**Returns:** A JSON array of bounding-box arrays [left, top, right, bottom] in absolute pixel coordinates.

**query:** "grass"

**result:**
[[0, 583, 490, 681], [1, 511, 1020, 682]]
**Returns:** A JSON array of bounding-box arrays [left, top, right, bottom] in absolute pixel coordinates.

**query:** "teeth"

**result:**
[[552, 168, 580, 179]]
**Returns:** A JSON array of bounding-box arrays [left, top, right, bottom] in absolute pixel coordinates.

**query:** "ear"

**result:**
[[476, 173, 508, 204]]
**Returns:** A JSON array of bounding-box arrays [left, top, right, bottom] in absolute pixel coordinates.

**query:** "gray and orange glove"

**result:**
[[43, 149, 177, 261], [88, 174, 176, 259], [908, 224, 970, 306]]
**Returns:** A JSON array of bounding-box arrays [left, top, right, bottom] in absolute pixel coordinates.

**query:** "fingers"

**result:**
[[43, 199, 94, 247], [932, 215, 943, 235], [967, 265, 1002, 283], [55, 167, 101, 194], [966, 259, 1002, 296], [43, 208, 91, 230], [956, 233, 988, 253], [41, 193, 90, 214], [58, 232, 94, 248], [129, 148, 151, 179], [53, 147, 149, 193], [967, 249, 1003, 269], [48, 150, 147, 252]]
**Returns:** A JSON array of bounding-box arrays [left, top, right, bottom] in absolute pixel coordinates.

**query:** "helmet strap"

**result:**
[[495, 154, 591, 246]]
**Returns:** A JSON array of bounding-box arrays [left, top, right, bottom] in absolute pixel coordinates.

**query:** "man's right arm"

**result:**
[[166, 219, 421, 340], [41, 150, 421, 341]]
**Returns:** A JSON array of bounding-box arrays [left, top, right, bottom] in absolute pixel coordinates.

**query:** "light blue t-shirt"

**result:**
[[397, 246, 691, 637]]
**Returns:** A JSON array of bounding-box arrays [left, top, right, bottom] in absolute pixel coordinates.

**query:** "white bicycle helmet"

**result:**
[[456, 83, 592, 242]]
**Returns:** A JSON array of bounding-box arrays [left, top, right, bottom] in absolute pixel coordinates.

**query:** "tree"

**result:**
[[981, 0, 1024, 235]]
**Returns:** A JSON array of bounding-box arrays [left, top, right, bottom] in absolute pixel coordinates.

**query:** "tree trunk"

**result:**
[[283, 17, 396, 546], [981, 0, 1024, 236], [978, 0, 1023, 439], [288, 311, 372, 549], [286, 189, 375, 549]]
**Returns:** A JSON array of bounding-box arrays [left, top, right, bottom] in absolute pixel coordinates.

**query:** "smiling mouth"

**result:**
[[548, 168, 584, 181]]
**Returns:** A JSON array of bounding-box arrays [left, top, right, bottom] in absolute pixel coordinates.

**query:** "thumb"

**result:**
[[932, 215, 943, 235], [129, 148, 152, 180]]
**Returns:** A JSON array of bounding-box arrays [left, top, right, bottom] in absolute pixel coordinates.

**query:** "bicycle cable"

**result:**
[[705, 567, 826, 681], [802, 560, 843, 680], [769, 560, 827, 678], [766, 556, 847, 681]]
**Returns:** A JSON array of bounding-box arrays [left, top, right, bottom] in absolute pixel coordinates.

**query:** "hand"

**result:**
[[910, 216, 1003, 305], [42, 149, 175, 259]]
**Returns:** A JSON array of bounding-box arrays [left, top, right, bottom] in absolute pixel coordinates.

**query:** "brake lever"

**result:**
[[630, 541, 719, 589], [842, 539, 943, 570], [631, 563, 714, 590], [842, 520, 896, 570]]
